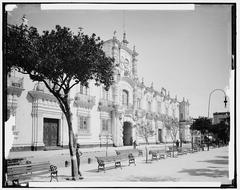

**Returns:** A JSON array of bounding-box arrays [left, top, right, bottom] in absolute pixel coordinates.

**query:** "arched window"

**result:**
[[137, 98, 141, 109], [102, 87, 110, 100], [158, 102, 161, 113], [122, 90, 129, 106], [80, 85, 89, 95], [148, 101, 151, 111]]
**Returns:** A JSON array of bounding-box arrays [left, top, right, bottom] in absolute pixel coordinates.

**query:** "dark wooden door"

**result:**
[[123, 122, 132, 146], [158, 129, 162, 143], [43, 118, 59, 147]]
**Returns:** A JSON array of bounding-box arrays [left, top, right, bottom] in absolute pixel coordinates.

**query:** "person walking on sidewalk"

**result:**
[[133, 140, 137, 149], [176, 140, 180, 149], [76, 143, 84, 179]]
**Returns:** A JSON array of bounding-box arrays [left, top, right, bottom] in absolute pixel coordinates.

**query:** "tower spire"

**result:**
[[22, 14, 28, 27], [122, 32, 129, 46], [113, 30, 117, 40], [122, 10, 128, 46]]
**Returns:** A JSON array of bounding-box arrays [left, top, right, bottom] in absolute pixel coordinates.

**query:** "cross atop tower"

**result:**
[[22, 15, 28, 27], [122, 32, 129, 46]]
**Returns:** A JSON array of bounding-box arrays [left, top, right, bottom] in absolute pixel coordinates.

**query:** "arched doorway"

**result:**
[[43, 118, 59, 147], [123, 122, 133, 146], [158, 129, 162, 143]]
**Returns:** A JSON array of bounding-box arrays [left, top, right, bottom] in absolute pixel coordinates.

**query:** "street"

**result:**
[[17, 146, 231, 187]]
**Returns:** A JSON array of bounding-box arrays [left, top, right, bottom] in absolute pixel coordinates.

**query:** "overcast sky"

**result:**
[[7, 4, 232, 118]]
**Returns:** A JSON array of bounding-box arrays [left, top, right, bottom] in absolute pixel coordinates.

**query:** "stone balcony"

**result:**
[[135, 109, 146, 118], [98, 98, 115, 112], [7, 76, 24, 96], [145, 111, 156, 120], [74, 93, 96, 109], [122, 104, 134, 115]]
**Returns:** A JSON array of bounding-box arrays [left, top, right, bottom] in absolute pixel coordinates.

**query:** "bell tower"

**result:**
[[179, 98, 191, 143], [179, 97, 190, 122]]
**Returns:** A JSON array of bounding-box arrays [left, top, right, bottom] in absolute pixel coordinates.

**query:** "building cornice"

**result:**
[[28, 90, 57, 102]]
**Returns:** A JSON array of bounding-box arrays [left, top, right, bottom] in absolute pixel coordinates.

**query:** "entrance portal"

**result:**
[[123, 122, 132, 146], [43, 118, 59, 147], [158, 129, 162, 143]]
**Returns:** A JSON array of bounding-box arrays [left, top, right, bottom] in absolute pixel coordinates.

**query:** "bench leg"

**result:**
[[12, 179, 20, 187], [50, 172, 58, 182], [129, 159, 136, 166], [98, 163, 105, 172], [115, 161, 121, 169]]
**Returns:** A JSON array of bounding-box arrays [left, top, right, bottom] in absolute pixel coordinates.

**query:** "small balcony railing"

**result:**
[[145, 111, 156, 120], [123, 104, 134, 115], [7, 76, 24, 97], [135, 109, 146, 118], [98, 98, 115, 112], [7, 76, 24, 88], [74, 93, 96, 109]]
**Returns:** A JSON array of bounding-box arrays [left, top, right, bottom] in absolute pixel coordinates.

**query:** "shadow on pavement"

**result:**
[[208, 166, 223, 169], [215, 156, 228, 159], [85, 165, 127, 173], [198, 159, 228, 165], [178, 168, 228, 178], [126, 176, 178, 182]]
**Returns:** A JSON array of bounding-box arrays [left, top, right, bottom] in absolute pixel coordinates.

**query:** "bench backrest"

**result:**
[[168, 146, 178, 151], [149, 149, 165, 154], [7, 161, 50, 180], [115, 149, 140, 156], [7, 158, 27, 166], [95, 156, 117, 163]]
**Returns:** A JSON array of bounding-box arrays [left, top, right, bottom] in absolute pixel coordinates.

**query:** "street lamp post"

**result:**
[[206, 129, 209, 151], [99, 134, 102, 148], [191, 129, 193, 151], [208, 89, 228, 118], [105, 134, 111, 157]]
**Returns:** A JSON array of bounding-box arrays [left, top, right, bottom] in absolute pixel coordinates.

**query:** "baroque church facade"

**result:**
[[6, 32, 192, 151]]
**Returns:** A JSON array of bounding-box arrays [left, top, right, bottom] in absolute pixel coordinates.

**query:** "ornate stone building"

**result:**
[[6, 32, 192, 151]]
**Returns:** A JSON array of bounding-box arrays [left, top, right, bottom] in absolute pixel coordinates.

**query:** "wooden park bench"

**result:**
[[115, 149, 142, 166], [95, 156, 122, 172], [6, 157, 32, 166], [192, 145, 200, 152], [149, 149, 167, 161], [176, 147, 188, 156], [6, 161, 58, 186], [167, 146, 178, 156], [211, 144, 218, 148]]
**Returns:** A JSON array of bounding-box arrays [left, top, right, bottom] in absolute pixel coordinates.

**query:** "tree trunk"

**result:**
[[65, 106, 78, 180], [172, 142, 175, 158], [145, 145, 148, 163]]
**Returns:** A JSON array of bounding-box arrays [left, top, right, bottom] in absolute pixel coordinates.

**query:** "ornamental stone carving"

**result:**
[[74, 93, 96, 109], [7, 76, 24, 97], [98, 99, 115, 112]]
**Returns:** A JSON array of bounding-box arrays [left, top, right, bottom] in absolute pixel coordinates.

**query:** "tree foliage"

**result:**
[[164, 117, 179, 142], [136, 120, 155, 163], [210, 118, 230, 144], [137, 120, 155, 145], [190, 116, 230, 144], [6, 23, 115, 180], [7, 24, 114, 97], [190, 117, 211, 135]]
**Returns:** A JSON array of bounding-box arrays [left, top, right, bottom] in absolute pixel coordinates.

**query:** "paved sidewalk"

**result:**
[[8, 143, 181, 167], [10, 146, 230, 187]]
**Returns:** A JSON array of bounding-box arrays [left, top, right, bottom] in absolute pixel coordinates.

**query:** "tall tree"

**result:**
[[190, 117, 212, 146], [190, 117, 211, 135], [6, 23, 115, 180], [210, 119, 230, 145], [137, 120, 155, 163], [164, 117, 179, 156]]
